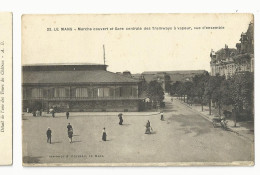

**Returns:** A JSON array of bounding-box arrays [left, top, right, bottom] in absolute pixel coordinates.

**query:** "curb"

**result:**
[[175, 99, 254, 142]]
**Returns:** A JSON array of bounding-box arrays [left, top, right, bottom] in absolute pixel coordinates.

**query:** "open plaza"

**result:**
[[22, 95, 253, 165]]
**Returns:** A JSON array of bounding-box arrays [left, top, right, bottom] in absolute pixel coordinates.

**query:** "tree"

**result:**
[[138, 79, 148, 96], [203, 74, 225, 115], [147, 80, 165, 108], [229, 72, 253, 126], [164, 74, 171, 93], [192, 72, 210, 111], [183, 81, 194, 104]]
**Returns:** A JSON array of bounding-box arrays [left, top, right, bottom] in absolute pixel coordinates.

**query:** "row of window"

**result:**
[[24, 86, 138, 99], [213, 63, 251, 76]]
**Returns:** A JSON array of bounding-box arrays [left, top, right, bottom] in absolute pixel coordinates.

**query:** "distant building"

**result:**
[[210, 22, 254, 78], [141, 70, 206, 91], [22, 63, 143, 112]]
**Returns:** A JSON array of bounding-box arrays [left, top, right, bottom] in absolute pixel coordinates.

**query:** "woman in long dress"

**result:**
[[102, 128, 107, 141]]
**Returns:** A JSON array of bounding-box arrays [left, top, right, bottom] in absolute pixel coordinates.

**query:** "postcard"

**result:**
[[22, 14, 254, 166]]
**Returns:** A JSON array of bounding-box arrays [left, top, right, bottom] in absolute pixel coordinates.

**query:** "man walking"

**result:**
[[66, 111, 70, 119], [67, 123, 72, 133], [46, 127, 52, 144], [68, 128, 73, 143]]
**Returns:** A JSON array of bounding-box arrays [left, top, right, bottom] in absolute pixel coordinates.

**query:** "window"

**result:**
[[121, 86, 132, 97], [76, 88, 88, 98], [31, 88, 43, 98], [54, 88, 67, 98], [98, 88, 104, 97]]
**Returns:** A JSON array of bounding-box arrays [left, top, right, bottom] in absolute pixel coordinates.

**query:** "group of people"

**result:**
[[46, 123, 74, 144], [32, 109, 42, 117], [46, 111, 165, 144]]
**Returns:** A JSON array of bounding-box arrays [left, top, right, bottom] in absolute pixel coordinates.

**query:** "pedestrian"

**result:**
[[145, 120, 151, 134], [102, 127, 107, 141], [67, 123, 72, 133], [66, 111, 70, 119], [46, 127, 52, 144], [51, 109, 55, 118], [171, 97, 173, 102], [32, 110, 36, 117], [118, 113, 123, 125], [68, 128, 73, 143], [160, 112, 164, 121]]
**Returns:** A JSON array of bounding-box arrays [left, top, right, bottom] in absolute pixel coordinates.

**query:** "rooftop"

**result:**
[[142, 70, 206, 75], [22, 63, 108, 71], [23, 70, 140, 85]]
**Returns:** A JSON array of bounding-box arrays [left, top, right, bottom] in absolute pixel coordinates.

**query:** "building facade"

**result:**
[[210, 22, 254, 78], [22, 64, 143, 112]]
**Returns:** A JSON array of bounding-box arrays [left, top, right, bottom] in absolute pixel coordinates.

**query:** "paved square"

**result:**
[[23, 97, 254, 165]]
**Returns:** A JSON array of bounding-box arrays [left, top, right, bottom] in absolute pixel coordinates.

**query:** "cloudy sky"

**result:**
[[22, 14, 253, 73]]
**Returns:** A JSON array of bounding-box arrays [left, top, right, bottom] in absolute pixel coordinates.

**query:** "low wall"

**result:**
[[23, 99, 141, 112]]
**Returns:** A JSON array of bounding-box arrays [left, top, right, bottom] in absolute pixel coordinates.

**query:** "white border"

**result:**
[[0, 0, 259, 174]]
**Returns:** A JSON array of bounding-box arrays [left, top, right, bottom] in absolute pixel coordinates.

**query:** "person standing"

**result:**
[[52, 109, 55, 118], [66, 111, 70, 119], [160, 112, 164, 121], [118, 113, 123, 125], [67, 123, 72, 133], [145, 120, 151, 134], [68, 128, 73, 143], [46, 127, 52, 144], [102, 128, 107, 141], [36, 109, 40, 117], [32, 110, 36, 117]]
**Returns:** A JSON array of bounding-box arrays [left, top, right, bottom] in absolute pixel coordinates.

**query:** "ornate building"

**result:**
[[210, 22, 254, 78]]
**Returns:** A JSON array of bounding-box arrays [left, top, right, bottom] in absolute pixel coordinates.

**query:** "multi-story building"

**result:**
[[22, 63, 143, 112], [210, 22, 254, 78]]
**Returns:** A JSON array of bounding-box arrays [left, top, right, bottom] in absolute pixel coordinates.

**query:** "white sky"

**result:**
[[22, 14, 253, 73]]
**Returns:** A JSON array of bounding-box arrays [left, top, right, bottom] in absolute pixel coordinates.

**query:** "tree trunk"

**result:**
[[209, 100, 211, 115], [232, 108, 237, 127], [218, 103, 221, 116], [201, 97, 203, 111]]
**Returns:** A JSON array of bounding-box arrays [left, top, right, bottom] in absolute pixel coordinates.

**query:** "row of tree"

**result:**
[[139, 80, 165, 108], [169, 72, 253, 125]]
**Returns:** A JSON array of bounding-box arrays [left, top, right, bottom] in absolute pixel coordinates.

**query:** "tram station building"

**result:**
[[22, 63, 142, 112]]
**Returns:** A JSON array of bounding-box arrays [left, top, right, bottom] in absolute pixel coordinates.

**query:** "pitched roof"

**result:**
[[142, 70, 206, 83], [23, 70, 139, 84]]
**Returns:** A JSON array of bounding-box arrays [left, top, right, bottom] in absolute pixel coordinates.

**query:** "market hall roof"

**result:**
[[22, 64, 139, 85], [23, 70, 140, 85]]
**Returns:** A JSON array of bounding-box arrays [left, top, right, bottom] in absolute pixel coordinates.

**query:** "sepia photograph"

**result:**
[[22, 14, 254, 166]]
